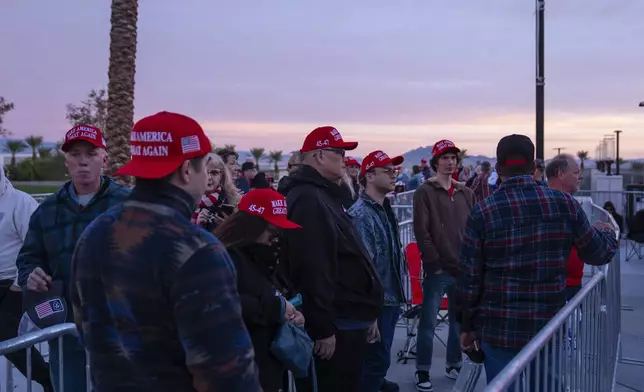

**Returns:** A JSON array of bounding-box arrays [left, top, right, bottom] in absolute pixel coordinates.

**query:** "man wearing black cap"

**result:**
[[455, 134, 618, 390], [236, 161, 257, 193]]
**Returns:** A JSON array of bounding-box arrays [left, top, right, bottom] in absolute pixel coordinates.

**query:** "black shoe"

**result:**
[[380, 378, 400, 392], [414, 371, 433, 392]]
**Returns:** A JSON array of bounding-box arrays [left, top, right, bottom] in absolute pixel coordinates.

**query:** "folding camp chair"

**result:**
[[397, 243, 450, 364], [626, 210, 644, 261]]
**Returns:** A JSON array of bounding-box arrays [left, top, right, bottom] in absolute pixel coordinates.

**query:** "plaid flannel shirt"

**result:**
[[456, 175, 618, 349]]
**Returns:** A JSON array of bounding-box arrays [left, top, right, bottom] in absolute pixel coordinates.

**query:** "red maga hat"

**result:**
[[238, 188, 301, 229], [360, 150, 404, 176], [62, 125, 106, 152], [300, 126, 358, 153], [114, 111, 212, 179]]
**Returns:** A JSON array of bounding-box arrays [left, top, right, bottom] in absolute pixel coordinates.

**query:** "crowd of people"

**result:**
[[0, 111, 619, 392]]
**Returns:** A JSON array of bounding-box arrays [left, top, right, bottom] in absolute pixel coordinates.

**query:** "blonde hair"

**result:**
[[340, 167, 356, 199], [209, 154, 241, 206]]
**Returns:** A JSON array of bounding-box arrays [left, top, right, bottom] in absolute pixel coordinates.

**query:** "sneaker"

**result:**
[[445, 365, 461, 380], [415, 371, 434, 392], [380, 378, 400, 392]]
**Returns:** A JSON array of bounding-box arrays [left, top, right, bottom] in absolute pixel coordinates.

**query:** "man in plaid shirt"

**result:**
[[456, 135, 618, 388]]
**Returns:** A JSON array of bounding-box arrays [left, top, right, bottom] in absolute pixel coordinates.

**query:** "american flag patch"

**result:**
[[181, 135, 201, 154], [34, 299, 64, 320]]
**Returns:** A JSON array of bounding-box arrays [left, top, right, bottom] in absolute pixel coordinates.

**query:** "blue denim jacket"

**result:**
[[348, 191, 405, 306]]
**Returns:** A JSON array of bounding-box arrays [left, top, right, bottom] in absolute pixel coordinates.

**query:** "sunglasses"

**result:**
[[323, 148, 346, 158]]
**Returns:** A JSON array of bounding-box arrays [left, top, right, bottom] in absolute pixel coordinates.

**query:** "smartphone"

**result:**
[[219, 204, 235, 215]]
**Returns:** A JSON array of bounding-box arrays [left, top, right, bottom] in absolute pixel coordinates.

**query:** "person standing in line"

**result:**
[[533, 158, 546, 182], [412, 139, 475, 392], [0, 164, 53, 392], [344, 156, 361, 198], [545, 153, 585, 300], [468, 161, 492, 203], [281, 126, 384, 392], [349, 150, 406, 392], [69, 112, 262, 392], [456, 135, 617, 391], [17, 125, 130, 392]]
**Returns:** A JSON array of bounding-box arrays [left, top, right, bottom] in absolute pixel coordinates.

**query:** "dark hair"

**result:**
[[251, 172, 271, 189], [213, 211, 270, 248], [480, 161, 492, 173], [135, 155, 206, 186], [412, 165, 421, 174], [430, 150, 461, 172], [497, 154, 533, 177]]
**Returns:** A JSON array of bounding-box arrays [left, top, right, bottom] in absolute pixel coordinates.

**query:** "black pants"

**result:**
[[0, 280, 53, 390], [565, 285, 582, 301], [295, 328, 369, 392]]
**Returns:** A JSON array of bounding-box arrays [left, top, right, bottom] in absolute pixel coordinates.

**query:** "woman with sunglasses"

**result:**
[[214, 188, 305, 392]]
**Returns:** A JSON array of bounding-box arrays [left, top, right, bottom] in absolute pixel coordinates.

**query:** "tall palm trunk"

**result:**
[[105, 0, 138, 184]]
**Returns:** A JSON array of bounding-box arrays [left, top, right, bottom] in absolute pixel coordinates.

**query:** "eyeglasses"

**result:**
[[367, 167, 396, 177], [323, 148, 346, 158]]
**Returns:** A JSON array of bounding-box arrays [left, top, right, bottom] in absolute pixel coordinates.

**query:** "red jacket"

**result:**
[[566, 247, 584, 287]]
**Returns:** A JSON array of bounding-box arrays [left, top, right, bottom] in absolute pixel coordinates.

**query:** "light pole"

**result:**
[[535, 0, 545, 160], [603, 137, 615, 176], [552, 147, 565, 155], [614, 130, 622, 175]]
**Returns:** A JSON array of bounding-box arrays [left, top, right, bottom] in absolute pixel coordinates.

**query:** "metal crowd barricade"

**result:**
[[30, 193, 53, 203], [484, 202, 622, 392], [0, 323, 91, 392], [398, 219, 415, 302]]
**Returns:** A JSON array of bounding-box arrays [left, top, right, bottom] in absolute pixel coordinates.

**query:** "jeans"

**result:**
[[361, 306, 401, 392], [482, 342, 562, 392], [0, 281, 53, 390], [49, 335, 88, 392], [416, 272, 462, 372]]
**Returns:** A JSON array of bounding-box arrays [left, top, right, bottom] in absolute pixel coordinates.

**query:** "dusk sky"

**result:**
[[2, 0, 643, 158]]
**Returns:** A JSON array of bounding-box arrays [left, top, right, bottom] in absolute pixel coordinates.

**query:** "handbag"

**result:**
[[270, 321, 314, 378]]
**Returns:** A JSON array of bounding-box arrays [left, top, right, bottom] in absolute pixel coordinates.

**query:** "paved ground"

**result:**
[[3, 244, 644, 392]]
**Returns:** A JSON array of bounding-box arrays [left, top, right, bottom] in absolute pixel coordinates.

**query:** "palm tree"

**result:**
[[3, 140, 27, 166], [38, 147, 52, 159], [458, 149, 468, 160], [577, 150, 589, 169], [250, 147, 265, 170], [105, 0, 139, 184], [25, 135, 43, 161], [269, 150, 283, 177], [224, 144, 236, 151]]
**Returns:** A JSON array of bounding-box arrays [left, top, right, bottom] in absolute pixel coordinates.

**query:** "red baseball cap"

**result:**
[[61, 125, 106, 152], [300, 126, 358, 153], [114, 111, 211, 179], [344, 156, 360, 167], [432, 139, 461, 157], [238, 188, 301, 230], [361, 150, 404, 176]]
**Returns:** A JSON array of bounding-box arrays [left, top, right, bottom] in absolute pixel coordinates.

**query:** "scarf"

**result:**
[[191, 187, 223, 224]]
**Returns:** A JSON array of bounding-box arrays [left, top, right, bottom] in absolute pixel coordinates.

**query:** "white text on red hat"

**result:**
[[248, 204, 265, 214], [130, 131, 175, 157], [316, 139, 330, 147], [271, 199, 287, 215]]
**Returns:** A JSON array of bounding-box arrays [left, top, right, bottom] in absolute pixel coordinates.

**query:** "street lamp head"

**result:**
[[639, 101, 644, 107]]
